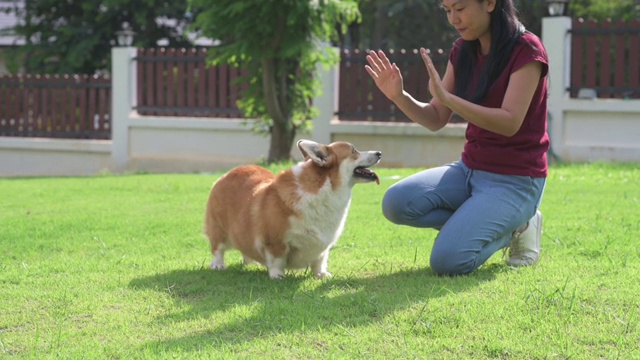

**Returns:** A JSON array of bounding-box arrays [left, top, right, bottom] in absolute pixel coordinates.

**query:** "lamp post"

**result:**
[[116, 22, 135, 47], [545, 0, 569, 17]]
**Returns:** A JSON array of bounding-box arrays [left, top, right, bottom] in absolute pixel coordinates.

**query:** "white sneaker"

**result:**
[[507, 210, 542, 266]]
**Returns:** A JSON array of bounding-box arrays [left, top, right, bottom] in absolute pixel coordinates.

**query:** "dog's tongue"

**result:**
[[355, 167, 380, 185]]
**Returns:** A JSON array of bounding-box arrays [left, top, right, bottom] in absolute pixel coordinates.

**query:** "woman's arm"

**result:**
[[365, 50, 453, 132], [422, 49, 543, 137]]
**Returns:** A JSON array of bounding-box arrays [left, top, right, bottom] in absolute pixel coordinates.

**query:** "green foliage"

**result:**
[[570, 0, 639, 21], [188, 0, 360, 162], [4, 0, 193, 74], [0, 163, 638, 358]]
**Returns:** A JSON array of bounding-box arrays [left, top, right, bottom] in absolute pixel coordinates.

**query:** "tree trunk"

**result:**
[[267, 118, 296, 163], [262, 57, 297, 163]]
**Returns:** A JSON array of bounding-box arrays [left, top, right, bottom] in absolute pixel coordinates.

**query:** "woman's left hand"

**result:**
[[421, 48, 451, 105]]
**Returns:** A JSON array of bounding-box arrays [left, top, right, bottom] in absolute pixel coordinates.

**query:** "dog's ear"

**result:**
[[297, 140, 329, 166]]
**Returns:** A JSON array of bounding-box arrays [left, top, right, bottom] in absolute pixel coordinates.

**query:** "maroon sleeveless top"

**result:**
[[449, 32, 550, 178]]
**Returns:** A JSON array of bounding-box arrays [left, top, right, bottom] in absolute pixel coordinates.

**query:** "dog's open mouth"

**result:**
[[354, 167, 380, 185]]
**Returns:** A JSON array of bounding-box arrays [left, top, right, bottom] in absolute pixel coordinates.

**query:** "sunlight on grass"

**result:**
[[0, 163, 638, 359]]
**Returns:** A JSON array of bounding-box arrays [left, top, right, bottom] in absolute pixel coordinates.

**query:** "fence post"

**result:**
[[111, 46, 137, 172], [542, 16, 572, 160], [309, 45, 338, 145]]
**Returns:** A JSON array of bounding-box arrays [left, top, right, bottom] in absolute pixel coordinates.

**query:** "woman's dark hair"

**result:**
[[453, 0, 525, 103]]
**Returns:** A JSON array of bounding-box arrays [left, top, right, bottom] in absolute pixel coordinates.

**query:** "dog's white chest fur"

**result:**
[[285, 176, 352, 268]]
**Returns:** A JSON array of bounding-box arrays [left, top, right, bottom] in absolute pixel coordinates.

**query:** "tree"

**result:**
[[188, 0, 360, 163], [4, 0, 193, 74], [569, 0, 638, 21]]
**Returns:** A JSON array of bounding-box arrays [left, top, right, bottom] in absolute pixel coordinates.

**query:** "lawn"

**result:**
[[1, 162, 638, 359]]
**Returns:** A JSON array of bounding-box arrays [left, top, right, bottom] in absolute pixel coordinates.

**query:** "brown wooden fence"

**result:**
[[0, 74, 111, 139], [135, 48, 247, 117], [132, 47, 450, 122], [570, 18, 640, 99]]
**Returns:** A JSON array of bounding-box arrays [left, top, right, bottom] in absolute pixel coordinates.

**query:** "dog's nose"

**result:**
[[375, 151, 382, 159]]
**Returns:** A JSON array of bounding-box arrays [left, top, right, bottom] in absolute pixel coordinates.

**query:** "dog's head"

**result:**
[[297, 140, 381, 186]]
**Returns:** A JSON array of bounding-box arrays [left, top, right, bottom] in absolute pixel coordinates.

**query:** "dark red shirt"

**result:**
[[449, 32, 550, 178]]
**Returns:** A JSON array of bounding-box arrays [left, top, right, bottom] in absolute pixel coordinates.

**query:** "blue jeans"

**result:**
[[382, 160, 545, 276]]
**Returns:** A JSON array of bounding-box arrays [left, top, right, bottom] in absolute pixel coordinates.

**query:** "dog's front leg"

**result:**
[[265, 253, 286, 279], [311, 251, 332, 279], [210, 244, 227, 270]]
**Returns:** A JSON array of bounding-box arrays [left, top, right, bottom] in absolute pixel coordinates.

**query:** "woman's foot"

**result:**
[[507, 210, 543, 266]]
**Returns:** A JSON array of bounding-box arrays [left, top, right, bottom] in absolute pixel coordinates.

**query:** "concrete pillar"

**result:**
[[542, 16, 572, 159], [110, 47, 137, 172]]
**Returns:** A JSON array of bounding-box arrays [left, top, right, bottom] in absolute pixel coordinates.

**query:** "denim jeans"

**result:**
[[382, 160, 546, 276]]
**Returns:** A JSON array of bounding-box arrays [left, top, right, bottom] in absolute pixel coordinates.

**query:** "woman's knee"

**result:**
[[381, 185, 408, 224]]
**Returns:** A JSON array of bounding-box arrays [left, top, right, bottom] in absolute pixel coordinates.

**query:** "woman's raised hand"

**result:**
[[365, 50, 404, 102], [421, 47, 450, 105]]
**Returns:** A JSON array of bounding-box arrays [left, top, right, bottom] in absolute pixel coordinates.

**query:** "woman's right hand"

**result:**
[[365, 50, 404, 102]]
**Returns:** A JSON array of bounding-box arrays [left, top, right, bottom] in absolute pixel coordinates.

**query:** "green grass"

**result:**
[[1, 162, 638, 359]]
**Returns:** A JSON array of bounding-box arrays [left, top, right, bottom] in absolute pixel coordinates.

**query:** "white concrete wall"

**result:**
[[0, 137, 111, 177], [124, 115, 270, 173], [559, 99, 640, 161]]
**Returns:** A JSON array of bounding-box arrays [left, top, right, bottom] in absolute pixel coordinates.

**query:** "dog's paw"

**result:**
[[314, 271, 332, 280], [210, 262, 226, 270], [268, 269, 286, 279]]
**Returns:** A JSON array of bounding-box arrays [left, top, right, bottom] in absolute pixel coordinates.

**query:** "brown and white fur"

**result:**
[[203, 140, 381, 279]]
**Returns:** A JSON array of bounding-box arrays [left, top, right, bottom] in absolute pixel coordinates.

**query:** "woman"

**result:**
[[365, 0, 549, 275]]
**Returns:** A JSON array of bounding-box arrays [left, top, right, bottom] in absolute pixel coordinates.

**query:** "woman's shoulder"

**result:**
[[518, 31, 546, 52], [512, 31, 549, 75], [513, 31, 548, 60]]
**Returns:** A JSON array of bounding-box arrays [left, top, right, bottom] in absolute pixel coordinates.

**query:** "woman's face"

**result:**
[[441, 0, 496, 52]]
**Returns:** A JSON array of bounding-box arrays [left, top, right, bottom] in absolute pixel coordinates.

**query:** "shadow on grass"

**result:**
[[129, 262, 505, 352]]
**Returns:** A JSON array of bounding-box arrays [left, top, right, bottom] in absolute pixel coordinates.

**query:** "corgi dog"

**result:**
[[203, 139, 381, 279]]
